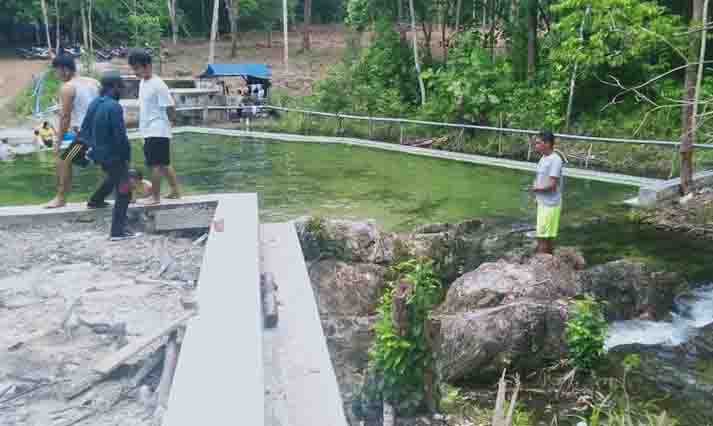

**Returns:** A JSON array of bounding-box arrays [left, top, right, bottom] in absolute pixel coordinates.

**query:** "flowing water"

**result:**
[[606, 284, 713, 349]]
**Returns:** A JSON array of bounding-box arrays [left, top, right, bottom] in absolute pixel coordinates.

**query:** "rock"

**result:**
[[580, 260, 684, 320], [308, 260, 387, 316], [439, 300, 569, 382], [295, 217, 394, 264], [440, 253, 582, 314]]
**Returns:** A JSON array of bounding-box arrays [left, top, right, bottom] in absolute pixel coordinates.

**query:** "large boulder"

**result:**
[[580, 260, 684, 320], [439, 300, 570, 382], [437, 253, 580, 382], [308, 260, 388, 317], [440, 253, 582, 314]]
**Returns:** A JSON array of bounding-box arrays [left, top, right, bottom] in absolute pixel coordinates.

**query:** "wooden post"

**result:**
[[391, 281, 412, 337], [423, 317, 442, 413], [368, 117, 374, 138]]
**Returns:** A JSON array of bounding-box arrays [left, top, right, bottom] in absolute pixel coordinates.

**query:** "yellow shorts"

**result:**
[[536, 204, 561, 239]]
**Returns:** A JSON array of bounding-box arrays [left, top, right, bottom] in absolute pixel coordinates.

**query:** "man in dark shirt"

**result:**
[[82, 71, 137, 241]]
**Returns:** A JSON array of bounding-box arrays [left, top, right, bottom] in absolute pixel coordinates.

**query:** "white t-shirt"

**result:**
[[139, 76, 175, 139], [534, 153, 564, 206]]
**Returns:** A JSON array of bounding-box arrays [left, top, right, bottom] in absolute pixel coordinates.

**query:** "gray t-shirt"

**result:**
[[534, 153, 563, 206]]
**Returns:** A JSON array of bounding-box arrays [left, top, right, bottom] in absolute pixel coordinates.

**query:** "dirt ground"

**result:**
[[0, 50, 49, 126], [0, 221, 205, 426]]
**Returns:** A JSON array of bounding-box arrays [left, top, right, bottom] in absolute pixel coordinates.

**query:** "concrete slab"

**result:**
[[261, 222, 348, 426], [0, 193, 230, 227], [162, 194, 263, 426], [637, 169, 713, 207]]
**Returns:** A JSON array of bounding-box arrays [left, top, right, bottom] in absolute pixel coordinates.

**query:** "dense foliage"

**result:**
[[566, 296, 608, 371]]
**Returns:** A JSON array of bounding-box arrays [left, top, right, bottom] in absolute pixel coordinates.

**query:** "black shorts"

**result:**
[[60, 139, 89, 167], [144, 137, 171, 167], [42, 139, 53, 148]]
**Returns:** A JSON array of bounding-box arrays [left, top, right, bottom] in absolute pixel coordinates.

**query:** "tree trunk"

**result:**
[[167, 0, 178, 45], [527, 0, 538, 80], [55, 0, 60, 53], [441, 1, 448, 63], [40, 0, 52, 52], [398, 0, 403, 23], [302, 0, 312, 51], [81, 1, 88, 51], [283, 0, 289, 71], [455, 0, 463, 32], [409, 0, 426, 105], [681, 0, 704, 194], [88, 0, 94, 55], [565, 5, 591, 131], [225, 0, 239, 58], [208, 0, 221, 64]]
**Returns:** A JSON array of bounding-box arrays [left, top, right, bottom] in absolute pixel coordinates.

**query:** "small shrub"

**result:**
[[368, 258, 441, 413], [566, 296, 608, 371]]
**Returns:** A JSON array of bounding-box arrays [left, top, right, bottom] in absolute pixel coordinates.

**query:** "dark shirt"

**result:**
[[81, 95, 130, 164]]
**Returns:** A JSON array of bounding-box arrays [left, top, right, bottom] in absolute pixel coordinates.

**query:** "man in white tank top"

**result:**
[[45, 55, 100, 209]]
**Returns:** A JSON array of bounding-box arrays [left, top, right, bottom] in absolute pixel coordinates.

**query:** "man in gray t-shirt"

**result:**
[[530, 130, 564, 254]]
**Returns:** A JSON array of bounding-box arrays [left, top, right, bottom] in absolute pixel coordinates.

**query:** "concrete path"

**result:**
[[0, 193, 231, 227], [261, 222, 348, 426], [162, 194, 264, 426]]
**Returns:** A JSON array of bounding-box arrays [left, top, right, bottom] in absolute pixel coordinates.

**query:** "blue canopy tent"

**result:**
[[199, 64, 272, 80]]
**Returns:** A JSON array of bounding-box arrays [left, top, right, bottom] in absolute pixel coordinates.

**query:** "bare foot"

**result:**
[[45, 198, 66, 209], [165, 193, 181, 200]]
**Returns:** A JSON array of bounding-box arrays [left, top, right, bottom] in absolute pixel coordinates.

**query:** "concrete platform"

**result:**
[[261, 222, 348, 426], [163, 194, 264, 426], [0, 193, 231, 227]]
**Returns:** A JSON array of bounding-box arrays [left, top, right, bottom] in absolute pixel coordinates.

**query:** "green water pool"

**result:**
[[1, 133, 635, 229]]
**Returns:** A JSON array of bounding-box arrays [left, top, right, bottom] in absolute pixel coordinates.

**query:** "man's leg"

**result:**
[[46, 141, 81, 208], [109, 162, 131, 237], [161, 166, 181, 198], [89, 164, 116, 206], [150, 165, 162, 204]]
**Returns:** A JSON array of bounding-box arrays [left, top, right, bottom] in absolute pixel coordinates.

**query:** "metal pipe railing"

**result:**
[[175, 104, 713, 150]]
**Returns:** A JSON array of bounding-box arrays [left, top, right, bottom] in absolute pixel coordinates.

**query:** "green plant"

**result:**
[[368, 257, 441, 413], [566, 296, 608, 371]]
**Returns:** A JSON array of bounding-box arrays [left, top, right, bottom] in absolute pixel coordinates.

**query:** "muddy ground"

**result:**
[[0, 222, 205, 426]]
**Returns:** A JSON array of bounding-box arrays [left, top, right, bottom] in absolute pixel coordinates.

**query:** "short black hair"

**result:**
[[34, 130, 40, 135], [539, 130, 555, 146], [128, 169, 143, 180], [52, 55, 76, 73], [128, 49, 152, 67], [43, 121, 49, 127]]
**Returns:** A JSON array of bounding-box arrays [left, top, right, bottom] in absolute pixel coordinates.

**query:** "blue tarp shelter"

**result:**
[[199, 64, 272, 80]]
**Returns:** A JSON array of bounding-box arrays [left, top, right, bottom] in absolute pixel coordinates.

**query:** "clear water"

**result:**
[[1, 133, 635, 231], [606, 284, 713, 349]]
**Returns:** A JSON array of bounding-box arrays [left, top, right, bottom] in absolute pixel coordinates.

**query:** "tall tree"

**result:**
[[455, 0, 462, 31], [40, 0, 52, 52], [302, 0, 312, 51], [225, 0, 239, 57], [681, 0, 707, 194], [208, 0, 221, 64], [167, 0, 178, 45], [283, 0, 289, 71], [55, 0, 60, 51], [526, 0, 537, 80], [409, 0, 426, 105]]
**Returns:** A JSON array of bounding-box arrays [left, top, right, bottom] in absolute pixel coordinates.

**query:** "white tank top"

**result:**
[[68, 77, 100, 129]]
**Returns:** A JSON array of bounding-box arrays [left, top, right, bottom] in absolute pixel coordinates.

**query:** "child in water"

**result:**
[[128, 169, 153, 203]]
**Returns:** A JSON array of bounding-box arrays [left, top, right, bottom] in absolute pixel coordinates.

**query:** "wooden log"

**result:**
[[155, 331, 180, 410], [261, 272, 279, 328], [423, 317, 442, 413], [92, 311, 195, 376], [391, 280, 412, 338]]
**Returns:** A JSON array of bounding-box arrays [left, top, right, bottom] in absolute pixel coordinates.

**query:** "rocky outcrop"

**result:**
[[438, 253, 579, 382], [580, 260, 684, 320], [309, 260, 387, 317]]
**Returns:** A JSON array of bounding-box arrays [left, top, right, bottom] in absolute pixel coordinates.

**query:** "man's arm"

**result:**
[[111, 103, 131, 160], [57, 83, 75, 152], [167, 105, 177, 123], [532, 177, 559, 193]]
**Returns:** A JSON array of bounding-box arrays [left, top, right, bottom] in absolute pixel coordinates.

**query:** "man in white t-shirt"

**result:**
[[129, 50, 181, 205], [0, 139, 14, 161], [529, 130, 564, 255]]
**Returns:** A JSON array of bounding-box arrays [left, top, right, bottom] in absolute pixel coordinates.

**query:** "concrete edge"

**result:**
[[637, 169, 713, 207]]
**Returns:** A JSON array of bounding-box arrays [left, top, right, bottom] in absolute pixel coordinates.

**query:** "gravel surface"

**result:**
[[0, 222, 205, 426]]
